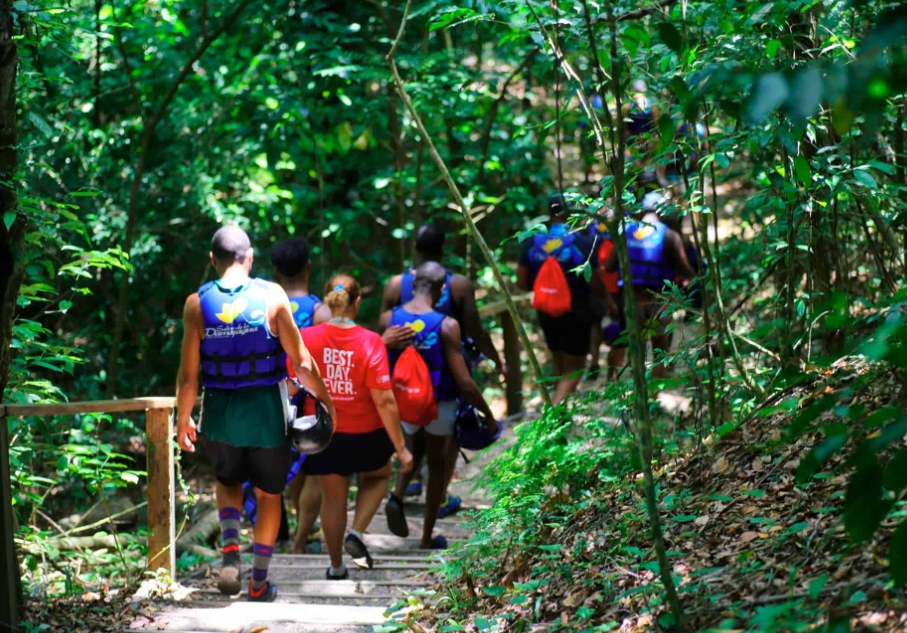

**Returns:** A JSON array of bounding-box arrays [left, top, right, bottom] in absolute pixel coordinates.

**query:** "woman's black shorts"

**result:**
[[537, 298, 594, 358], [303, 428, 395, 477]]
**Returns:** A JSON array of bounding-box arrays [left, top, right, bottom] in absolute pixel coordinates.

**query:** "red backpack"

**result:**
[[532, 257, 573, 317], [391, 347, 438, 426]]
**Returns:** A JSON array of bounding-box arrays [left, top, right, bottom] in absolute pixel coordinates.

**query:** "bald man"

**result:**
[[176, 226, 334, 602], [379, 262, 499, 549]]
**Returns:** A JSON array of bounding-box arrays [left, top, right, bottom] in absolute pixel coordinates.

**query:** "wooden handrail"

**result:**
[[1, 397, 178, 418], [1, 396, 178, 584], [478, 292, 531, 318]]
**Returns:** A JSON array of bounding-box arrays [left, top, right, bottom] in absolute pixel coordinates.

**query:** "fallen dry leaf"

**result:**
[[740, 531, 759, 543], [251, 627, 270, 633]]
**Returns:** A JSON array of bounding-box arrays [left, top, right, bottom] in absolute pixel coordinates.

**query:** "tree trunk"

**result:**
[[0, 0, 22, 625]]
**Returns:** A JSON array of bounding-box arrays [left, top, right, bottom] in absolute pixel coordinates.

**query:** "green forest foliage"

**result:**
[[3, 0, 907, 629]]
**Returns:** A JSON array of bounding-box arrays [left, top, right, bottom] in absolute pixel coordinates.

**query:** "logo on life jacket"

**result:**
[[633, 225, 656, 241], [289, 301, 299, 313], [596, 221, 608, 234], [216, 298, 249, 324], [543, 238, 563, 253]]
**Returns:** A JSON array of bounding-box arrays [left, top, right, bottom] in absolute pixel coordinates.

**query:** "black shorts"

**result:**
[[303, 428, 395, 477], [614, 290, 672, 343], [537, 299, 594, 358], [206, 438, 292, 495]]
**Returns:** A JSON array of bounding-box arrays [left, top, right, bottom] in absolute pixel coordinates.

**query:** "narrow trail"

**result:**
[[127, 429, 515, 633]]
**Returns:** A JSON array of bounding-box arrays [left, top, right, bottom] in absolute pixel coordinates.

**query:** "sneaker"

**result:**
[[404, 482, 423, 497], [438, 495, 462, 518], [326, 567, 349, 580], [386, 495, 409, 538], [248, 579, 278, 602], [423, 535, 448, 550], [344, 532, 374, 569], [217, 558, 241, 596]]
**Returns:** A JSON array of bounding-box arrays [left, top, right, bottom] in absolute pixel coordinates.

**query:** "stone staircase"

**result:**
[[127, 501, 472, 633]]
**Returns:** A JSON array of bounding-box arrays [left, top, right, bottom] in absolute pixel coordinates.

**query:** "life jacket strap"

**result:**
[[202, 366, 286, 384], [200, 349, 281, 364]]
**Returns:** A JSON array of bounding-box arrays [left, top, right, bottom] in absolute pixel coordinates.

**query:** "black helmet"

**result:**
[[454, 402, 502, 451], [288, 387, 334, 455]]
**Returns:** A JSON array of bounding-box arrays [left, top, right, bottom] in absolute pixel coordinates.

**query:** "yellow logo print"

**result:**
[[543, 238, 563, 253], [596, 222, 608, 233], [290, 301, 299, 313], [633, 226, 655, 241], [406, 319, 426, 334], [216, 298, 249, 324]]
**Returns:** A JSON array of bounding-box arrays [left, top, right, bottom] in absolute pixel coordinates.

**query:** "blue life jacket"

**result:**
[[589, 220, 611, 242], [527, 224, 586, 277], [198, 278, 286, 389], [388, 308, 457, 402], [289, 294, 321, 329], [620, 220, 675, 289], [400, 269, 454, 317], [627, 98, 655, 136]]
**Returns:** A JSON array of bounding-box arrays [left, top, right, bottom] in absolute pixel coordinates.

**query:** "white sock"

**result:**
[[330, 563, 347, 577], [349, 529, 363, 541]]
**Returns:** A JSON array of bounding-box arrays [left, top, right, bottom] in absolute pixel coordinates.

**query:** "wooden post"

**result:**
[[145, 407, 175, 578], [1, 407, 20, 632], [501, 312, 524, 416]]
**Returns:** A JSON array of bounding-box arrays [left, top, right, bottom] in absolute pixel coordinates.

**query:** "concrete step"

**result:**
[[128, 602, 387, 631], [195, 580, 430, 596], [206, 567, 431, 582]]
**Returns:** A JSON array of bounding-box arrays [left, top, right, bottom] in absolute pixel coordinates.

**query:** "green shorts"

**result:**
[[199, 382, 289, 449]]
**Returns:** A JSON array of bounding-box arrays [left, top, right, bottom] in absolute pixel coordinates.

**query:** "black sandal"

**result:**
[[344, 532, 374, 569]]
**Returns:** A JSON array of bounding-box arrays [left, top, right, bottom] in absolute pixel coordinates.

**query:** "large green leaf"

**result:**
[[657, 22, 683, 54], [844, 459, 892, 543]]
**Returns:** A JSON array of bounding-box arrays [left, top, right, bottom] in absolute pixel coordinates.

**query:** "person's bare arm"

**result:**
[[379, 308, 416, 349], [312, 303, 332, 325], [517, 265, 532, 292], [452, 275, 505, 376], [588, 258, 618, 315], [441, 318, 497, 432], [176, 294, 203, 452], [667, 230, 696, 281], [380, 274, 403, 314], [605, 246, 619, 273], [370, 388, 413, 472], [273, 286, 336, 422]]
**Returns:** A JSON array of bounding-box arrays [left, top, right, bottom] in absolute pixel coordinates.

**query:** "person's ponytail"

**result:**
[[324, 274, 361, 314]]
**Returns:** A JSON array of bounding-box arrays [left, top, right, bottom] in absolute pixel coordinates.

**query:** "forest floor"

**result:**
[[397, 365, 907, 633]]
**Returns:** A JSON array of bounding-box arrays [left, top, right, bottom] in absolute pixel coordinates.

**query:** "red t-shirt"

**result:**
[[294, 324, 392, 434]]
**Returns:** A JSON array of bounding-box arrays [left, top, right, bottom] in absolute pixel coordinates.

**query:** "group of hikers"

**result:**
[[174, 224, 504, 602], [171, 81, 699, 600]]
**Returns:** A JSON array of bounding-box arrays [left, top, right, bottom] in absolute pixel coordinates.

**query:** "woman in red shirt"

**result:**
[[296, 274, 413, 579]]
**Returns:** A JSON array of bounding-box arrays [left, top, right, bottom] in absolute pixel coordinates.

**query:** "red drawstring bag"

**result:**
[[597, 239, 620, 294], [532, 257, 573, 317], [392, 347, 438, 426]]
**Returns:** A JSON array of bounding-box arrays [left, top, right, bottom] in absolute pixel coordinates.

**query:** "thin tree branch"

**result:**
[[386, 0, 552, 407], [107, 0, 253, 393]]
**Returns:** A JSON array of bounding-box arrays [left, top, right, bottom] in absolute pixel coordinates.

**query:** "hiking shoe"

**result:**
[[438, 495, 462, 518], [386, 495, 409, 537], [217, 560, 241, 596], [344, 533, 374, 569], [423, 535, 448, 550], [325, 567, 349, 580], [586, 364, 601, 380], [248, 579, 278, 603], [404, 482, 423, 497]]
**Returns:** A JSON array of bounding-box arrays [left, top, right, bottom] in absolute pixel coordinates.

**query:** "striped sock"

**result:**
[[219, 507, 241, 566], [251, 542, 274, 591]]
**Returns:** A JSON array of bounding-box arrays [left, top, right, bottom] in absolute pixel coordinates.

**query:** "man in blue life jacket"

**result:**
[[603, 192, 696, 379], [381, 223, 505, 514], [176, 226, 335, 603], [239, 237, 327, 552], [380, 262, 499, 549], [517, 193, 616, 404]]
